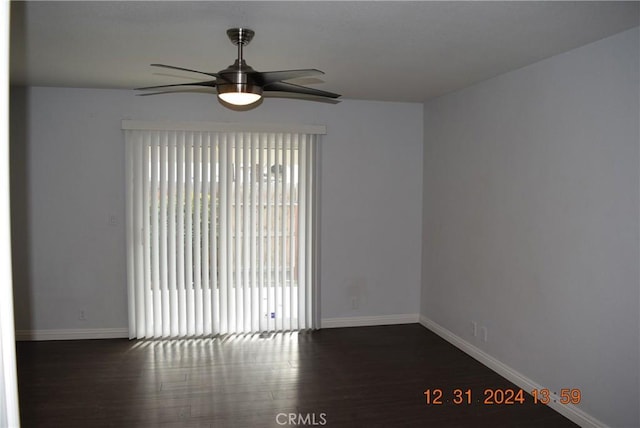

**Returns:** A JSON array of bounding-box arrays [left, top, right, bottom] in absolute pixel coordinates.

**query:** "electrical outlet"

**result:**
[[351, 297, 358, 309], [472, 321, 477, 337], [79, 310, 87, 321], [481, 326, 488, 342]]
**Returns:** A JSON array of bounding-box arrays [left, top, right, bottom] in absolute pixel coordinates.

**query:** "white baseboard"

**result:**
[[321, 313, 419, 329], [419, 315, 607, 428], [15, 328, 129, 341]]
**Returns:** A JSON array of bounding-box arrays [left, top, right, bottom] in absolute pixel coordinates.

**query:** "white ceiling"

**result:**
[[10, 1, 640, 103]]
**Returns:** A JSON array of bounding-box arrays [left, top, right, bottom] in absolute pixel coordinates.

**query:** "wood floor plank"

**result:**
[[16, 324, 578, 427]]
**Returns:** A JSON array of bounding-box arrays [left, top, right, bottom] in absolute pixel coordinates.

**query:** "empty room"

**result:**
[[1, 1, 639, 427]]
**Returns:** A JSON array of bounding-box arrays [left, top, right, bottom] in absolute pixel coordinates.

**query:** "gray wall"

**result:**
[[10, 90, 423, 331], [421, 27, 639, 427]]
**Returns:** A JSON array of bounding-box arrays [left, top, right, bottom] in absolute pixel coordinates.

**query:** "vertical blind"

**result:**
[[124, 122, 321, 339]]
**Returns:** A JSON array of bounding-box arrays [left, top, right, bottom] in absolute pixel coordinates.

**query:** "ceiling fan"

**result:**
[[136, 28, 341, 106]]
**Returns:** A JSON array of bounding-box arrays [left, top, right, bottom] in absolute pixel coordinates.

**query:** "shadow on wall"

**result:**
[[10, 1, 33, 332], [10, 86, 31, 333]]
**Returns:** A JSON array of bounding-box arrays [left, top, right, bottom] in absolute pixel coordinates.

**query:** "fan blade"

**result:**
[[150, 63, 221, 79], [136, 88, 217, 97], [257, 69, 324, 85], [137, 91, 180, 97], [136, 81, 217, 90], [263, 81, 340, 99], [263, 92, 341, 104]]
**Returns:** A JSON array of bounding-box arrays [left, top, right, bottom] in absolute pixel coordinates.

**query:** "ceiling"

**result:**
[[10, 1, 640, 103]]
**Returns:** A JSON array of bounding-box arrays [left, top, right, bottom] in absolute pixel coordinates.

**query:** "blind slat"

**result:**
[[185, 133, 195, 336], [290, 134, 297, 331], [202, 134, 212, 335], [176, 133, 187, 336], [160, 134, 169, 337], [168, 132, 179, 337], [258, 134, 265, 332], [268, 133, 275, 332], [194, 133, 203, 335], [243, 133, 251, 333], [233, 133, 242, 333], [211, 134, 219, 335], [219, 135, 229, 334], [282, 133, 289, 331]]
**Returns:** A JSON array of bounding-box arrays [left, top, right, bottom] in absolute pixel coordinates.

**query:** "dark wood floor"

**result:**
[[16, 324, 578, 428]]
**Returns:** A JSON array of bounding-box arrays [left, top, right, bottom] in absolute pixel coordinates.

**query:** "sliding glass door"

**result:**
[[124, 123, 321, 338]]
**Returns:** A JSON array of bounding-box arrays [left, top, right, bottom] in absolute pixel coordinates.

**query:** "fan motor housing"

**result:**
[[216, 82, 263, 98], [216, 59, 264, 97], [218, 60, 259, 84]]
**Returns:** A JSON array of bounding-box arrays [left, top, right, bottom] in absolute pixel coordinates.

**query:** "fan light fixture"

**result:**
[[217, 83, 263, 106], [218, 92, 261, 106]]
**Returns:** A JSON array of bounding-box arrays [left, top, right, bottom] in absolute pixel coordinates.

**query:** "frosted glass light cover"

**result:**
[[218, 92, 261, 106]]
